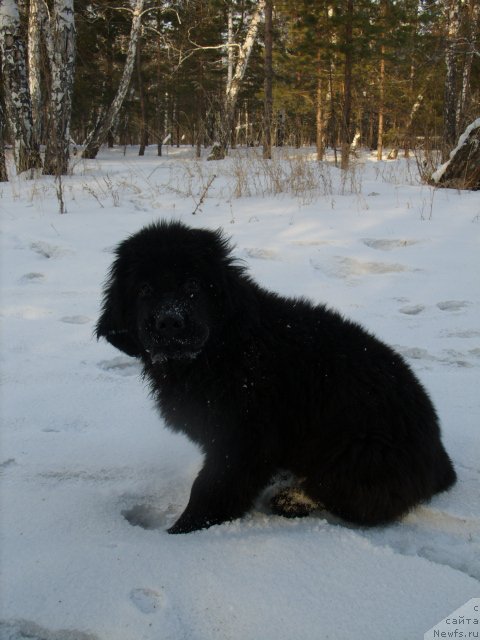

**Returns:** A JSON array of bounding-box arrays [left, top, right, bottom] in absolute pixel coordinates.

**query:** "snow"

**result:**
[[1, 146, 479, 640]]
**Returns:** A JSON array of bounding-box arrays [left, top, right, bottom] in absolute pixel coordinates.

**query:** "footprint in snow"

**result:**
[[245, 248, 280, 260], [61, 315, 91, 325], [362, 238, 419, 251], [397, 345, 476, 369], [437, 300, 471, 312], [20, 272, 45, 283], [130, 587, 164, 614], [311, 256, 408, 279], [442, 329, 480, 338], [30, 241, 73, 259], [122, 503, 179, 530], [98, 356, 140, 376], [399, 304, 425, 315], [0, 619, 99, 640]]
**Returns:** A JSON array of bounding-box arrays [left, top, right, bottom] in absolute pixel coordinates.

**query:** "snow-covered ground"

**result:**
[[1, 147, 479, 640]]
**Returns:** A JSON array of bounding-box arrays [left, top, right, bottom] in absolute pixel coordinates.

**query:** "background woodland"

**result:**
[[0, 0, 479, 183]]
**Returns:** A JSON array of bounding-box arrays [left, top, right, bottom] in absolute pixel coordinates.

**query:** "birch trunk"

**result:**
[[82, 0, 145, 159], [432, 118, 480, 190], [28, 0, 49, 145], [0, 0, 42, 173], [0, 103, 9, 181], [43, 0, 76, 175], [208, 0, 266, 160]]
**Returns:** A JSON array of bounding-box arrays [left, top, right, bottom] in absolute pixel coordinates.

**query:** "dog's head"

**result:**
[[96, 221, 244, 363]]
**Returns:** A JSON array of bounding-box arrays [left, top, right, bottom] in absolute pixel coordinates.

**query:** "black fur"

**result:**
[[96, 220, 456, 534]]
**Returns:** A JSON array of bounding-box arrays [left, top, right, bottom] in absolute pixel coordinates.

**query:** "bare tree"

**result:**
[[208, 0, 266, 160], [82, 0, 145, 159], [43, 0, 76, 175], [0, 0, 42, 173]]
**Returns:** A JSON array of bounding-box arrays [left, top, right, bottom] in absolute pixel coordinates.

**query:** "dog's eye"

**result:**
[[138, 283, 153, 298]]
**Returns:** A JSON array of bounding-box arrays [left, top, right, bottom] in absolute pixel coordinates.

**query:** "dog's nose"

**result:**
[[154, 311, 185, 337]]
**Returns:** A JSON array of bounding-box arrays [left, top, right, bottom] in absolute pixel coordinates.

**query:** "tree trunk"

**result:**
[[227, 5, 234, 88], [156, 9, 163, 157], [456, 0, 480, 134], [82, 0, 145, 159], [263, 0, 273, 160], [28, 0, 49, 146], [340, 0, 354, 171], [0, 102, 9, 181], [208, 0, 266, 160], [377, 50, 385, 160], [432, 119, 480, 190], [136, 39, 147, 156], [0, 0, 42, 173], [442, 0, 460, 160], [316, 68, 325, 162], [377, 0, 387, 161], [43, 0, 76, 176]]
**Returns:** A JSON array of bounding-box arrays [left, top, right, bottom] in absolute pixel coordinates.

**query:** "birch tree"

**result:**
[[0, 102, 8, 181], [208, 0, 266, 160], [28, 0, 49, 145], [82, 0, 145, 159], [0, 0, 42, 173], [433, 118, 480, 190], [43, 0, 76, 175]]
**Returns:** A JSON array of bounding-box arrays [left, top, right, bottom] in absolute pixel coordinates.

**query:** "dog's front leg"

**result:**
[[168, 448, 273, 534]]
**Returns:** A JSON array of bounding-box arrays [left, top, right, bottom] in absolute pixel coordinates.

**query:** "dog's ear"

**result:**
[[95, 264, 142, 358]]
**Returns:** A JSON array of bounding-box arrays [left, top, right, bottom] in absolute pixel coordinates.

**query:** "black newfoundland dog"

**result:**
[[97, 220, 456, 534]]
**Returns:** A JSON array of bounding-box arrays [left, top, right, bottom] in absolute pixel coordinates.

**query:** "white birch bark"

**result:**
[[0, 102, 8, 181], [208, 0, 266, 159], [82, 0, 145, 159], [43, 0, 76, 175], [28, 0, 49, 144], [0, 0, 42, 173]]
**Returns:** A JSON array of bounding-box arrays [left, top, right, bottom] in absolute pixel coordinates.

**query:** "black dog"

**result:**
[[96, 220, 456, 533]]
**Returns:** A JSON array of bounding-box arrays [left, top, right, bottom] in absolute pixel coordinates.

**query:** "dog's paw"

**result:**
[[271, 486, 320, 518]]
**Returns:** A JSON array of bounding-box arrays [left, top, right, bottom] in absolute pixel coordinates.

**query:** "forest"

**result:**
[[0, 0, 479, 186]]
